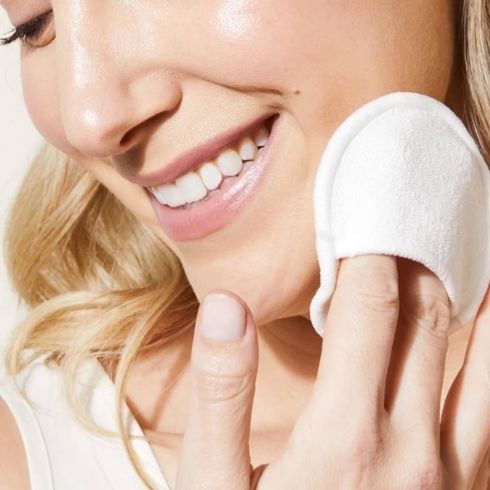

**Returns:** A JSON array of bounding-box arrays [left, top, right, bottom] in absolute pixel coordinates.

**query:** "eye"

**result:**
[[0, 11, 55, 49]]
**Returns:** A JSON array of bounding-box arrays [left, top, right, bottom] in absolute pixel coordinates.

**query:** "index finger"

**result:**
[[314, 254, 399, 419]]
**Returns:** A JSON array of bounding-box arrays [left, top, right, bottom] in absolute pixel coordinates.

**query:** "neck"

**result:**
[[122, 308, 472, 438]]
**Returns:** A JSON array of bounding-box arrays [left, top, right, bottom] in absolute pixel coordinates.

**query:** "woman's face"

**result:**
[[2, 0, 459, 324]]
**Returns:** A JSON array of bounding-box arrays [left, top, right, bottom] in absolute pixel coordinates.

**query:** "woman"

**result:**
[[0, 0, 489, 488]]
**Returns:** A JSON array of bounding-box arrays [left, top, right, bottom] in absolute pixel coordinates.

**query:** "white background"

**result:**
[[0, 10, 44, 354]]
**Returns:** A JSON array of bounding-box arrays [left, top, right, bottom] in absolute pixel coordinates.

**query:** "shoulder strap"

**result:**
[[0, 370, 54, 490]]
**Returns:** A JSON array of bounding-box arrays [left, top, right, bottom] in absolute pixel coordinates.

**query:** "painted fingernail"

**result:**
[[199, 292, 247, 341]]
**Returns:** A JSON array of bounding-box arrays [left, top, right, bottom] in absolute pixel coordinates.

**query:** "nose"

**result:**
[[55, 3, 182, 158]]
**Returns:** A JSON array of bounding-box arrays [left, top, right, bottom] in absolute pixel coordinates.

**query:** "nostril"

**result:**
[[120, 124, 139, 147], [120, 112, 165, 148]]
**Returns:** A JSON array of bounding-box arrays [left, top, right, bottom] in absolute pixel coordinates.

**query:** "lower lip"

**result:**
[[148, 114, 280, 241]]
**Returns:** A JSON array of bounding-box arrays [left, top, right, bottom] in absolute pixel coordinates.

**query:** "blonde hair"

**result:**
[[3, 1, 490, 487], [4, 149, 198, 487], [463, 0, 490, 163]]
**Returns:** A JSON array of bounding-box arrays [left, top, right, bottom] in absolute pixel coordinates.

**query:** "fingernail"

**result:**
[[199, 292, 247, 341]]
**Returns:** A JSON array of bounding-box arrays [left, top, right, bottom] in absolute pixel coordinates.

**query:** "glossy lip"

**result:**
[[148, 113, 281, 241], [128, 112, 277, 188]]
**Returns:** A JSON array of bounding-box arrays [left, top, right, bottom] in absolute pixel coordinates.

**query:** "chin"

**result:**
[[185, 253, 320, 326]]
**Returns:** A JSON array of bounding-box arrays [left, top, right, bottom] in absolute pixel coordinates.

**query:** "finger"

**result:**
[[471, 446, 490, 490], [175, 290, 258, 490], [385, 258, 451, 439], [440, 284, 490, 488], [316, 254, 399, 419]]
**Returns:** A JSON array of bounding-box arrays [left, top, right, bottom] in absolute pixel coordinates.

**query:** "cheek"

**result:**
[[21, 49, 75, 156], [347, 2, 455, 99], [201, 1, 342, 96], [201, 0, 454, 118], [79, 158, 184, 257]]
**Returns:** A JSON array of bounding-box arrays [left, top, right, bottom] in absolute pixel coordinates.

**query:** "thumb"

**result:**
[[175, 290, 259, 490]]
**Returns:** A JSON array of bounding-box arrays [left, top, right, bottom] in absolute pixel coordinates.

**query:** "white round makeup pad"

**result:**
[[309, 91, 490, 337]]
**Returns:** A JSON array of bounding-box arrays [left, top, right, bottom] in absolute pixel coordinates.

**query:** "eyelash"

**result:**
[[0, 11, 53, 47]]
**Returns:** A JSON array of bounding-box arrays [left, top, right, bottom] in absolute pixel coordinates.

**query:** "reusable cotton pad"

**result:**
[[309, 91, 490, 337]]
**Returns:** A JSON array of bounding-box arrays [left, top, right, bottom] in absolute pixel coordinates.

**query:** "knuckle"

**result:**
[[339, 422, 385, 470], [192, 361, 255, 403], [336, 257, 399, 315], [347, 270, 399, 316], [407, 461, 444, 490], [350, 430, 385, 468], [400, 291, 451, 339]]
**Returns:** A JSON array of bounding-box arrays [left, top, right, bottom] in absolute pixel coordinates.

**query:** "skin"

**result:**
[[1, 0, 489, 488]]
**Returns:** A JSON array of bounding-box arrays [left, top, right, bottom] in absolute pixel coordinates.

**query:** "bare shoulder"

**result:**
[[0, 395, 30, 489]]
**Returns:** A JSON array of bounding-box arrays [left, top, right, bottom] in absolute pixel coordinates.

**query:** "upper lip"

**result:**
[[126, 112, 277, 188]]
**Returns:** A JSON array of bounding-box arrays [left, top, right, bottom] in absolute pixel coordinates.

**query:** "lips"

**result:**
[[129, 112, 278, 188], [148, 113, 281, 241], [148, 118, 273, 209]]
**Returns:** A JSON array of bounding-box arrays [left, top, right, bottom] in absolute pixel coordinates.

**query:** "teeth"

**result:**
[[151, 183, 186, 208], [253, 127, 269, 147], [175, 171, 208, 205], [199, 162, 223, 190], [149, 120, 271, 208], [216, 149, 243, 177], [238, 137, 258, 161]]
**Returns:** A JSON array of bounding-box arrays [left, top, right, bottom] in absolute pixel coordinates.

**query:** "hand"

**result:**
[[175, 255, 490, 489]]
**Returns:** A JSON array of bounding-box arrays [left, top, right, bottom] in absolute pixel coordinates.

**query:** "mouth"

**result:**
[[146, 113, 280, 241]]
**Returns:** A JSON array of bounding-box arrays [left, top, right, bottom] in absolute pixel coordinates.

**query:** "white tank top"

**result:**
[[0, 354, 171, 489]]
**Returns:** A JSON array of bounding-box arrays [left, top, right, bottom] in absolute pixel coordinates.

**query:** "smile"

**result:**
[[147, 113, 279, 241]]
